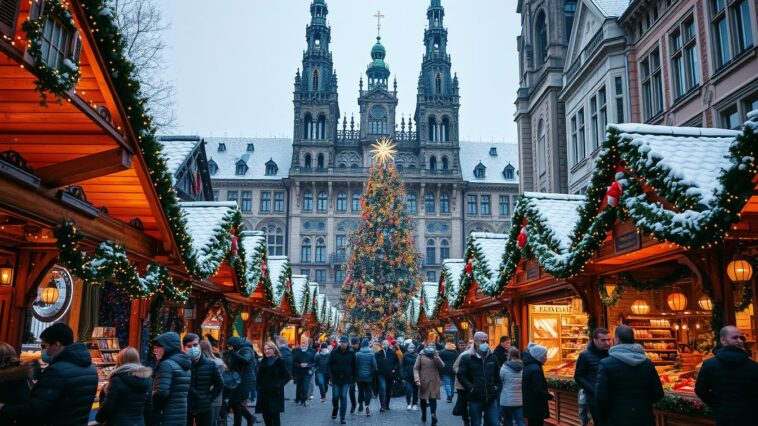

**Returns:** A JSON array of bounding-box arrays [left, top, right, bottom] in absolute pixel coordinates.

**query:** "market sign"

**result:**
[[531, 304, 574, 314], [614, 231, 640, 254]]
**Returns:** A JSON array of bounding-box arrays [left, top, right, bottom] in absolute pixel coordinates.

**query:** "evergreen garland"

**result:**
[[618, 265, 691, 291], [22, 0, 81, 104], [597, 278, 623, 307], [735, 285, 753, 313]]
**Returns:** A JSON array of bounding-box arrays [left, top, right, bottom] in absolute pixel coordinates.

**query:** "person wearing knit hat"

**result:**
[[522, 344, 553, 426], [439, 342, 459, 403]]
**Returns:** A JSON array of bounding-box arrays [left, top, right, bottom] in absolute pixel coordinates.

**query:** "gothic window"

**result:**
[[435, 73, 442, 94], [564, 1, 577, 43], [440, 239, 450, 261], [425, 191, 436, 213], [301, 238, 312, 263], [312, 69, 319, 91], [317, 154, 325, 170], [352, 192, 361, 211], [368, 105, 388, 135], [265, 160, 278, 176], [317, 191, 328, 211], [441, 117, 450, 142], [336, 192, 347, 212], [304, 154, 312, 169], [428, 116, 437, 141], [535, 11, 548, 65], [235, 160, 248, 176], [261, 224, 284, 256], [538, 119, 546, 175], [441, 156, 449, 170], [317, 115, 326, 139], [440, 192, 450, 213], [426, 239, 436, 265], [407, 193, 417, 214], [303, 191, 313, 212], [304, 113, 313, 139], [208, 159, 218, 175], [429, 156, 437, 171]]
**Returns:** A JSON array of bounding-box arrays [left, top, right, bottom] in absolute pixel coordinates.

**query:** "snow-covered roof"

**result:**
[[522, 193, 586, 252], [421, 282, 439, 319], [240, 230, 266, 295], [612, 124, 739, 206], [267, 256, 290, 305], [308, 283, 319, 314], [179, 201, 237, 266], [158, 136, 202, 183], [291, 275, 309, 316], [591, 0, 631, 17], [441, 259, 466, 305], [468, 232, 509, 280], [331, 307, 340, 330], [206, 137, 292, 180], [407, 296, 421, 325], [460, 141, 519, 184]]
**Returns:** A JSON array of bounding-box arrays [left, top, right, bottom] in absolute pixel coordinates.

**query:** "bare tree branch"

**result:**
[[111, 0, 176, 130]]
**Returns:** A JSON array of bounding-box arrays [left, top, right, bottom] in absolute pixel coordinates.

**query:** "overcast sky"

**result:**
[[160, 0, 521, 142]]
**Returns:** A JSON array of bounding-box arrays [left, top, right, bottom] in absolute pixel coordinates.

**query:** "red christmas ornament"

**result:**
[[517, 219, 528, 249], [439, 278, 445, 295], [606, 181, 623, 207], [230, 228, 238, 256], [465, 259, 473, 274], [261, 259, 267, 274]]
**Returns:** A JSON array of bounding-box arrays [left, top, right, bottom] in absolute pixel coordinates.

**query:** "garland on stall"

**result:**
[[735, 285, 753, 313], [597, 278, 623, 307], [241, 235, 267, 297], [618, 265, 690, 291], [710, 301, 724, 344], [22, 0, 81, 104], [190, 209, 245, 279], [54, 220, 189, 301], [220, 298, 243, 324], [146, 294, 165, 362], [459, 234, 508, 302]]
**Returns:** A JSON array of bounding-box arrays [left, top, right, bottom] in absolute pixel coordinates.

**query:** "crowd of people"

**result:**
[[0, 322, 756, 425]]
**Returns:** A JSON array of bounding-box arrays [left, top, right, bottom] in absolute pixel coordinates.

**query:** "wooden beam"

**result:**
[[35, 148, 132, 187]]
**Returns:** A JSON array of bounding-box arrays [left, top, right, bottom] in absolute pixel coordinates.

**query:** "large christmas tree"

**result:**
[[341, 138, 421, 334]]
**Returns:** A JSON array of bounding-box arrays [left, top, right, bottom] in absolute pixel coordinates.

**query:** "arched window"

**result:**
[[303, 191, 313, 212], [315, 238, 326, 263], [336, 192, 347, 212], [312, 69, 319, 91], [564, 1, 577, 43], [208, 159, 218, 175], [429, 156, 437, 171], [435, 73, 442, 94], [428, 116, 437, 141], [304, 154, 312, 169], [535, 11, 548, 65], [425, 191, 435, 213], [352, 192, 361, 211], [304, 113, 313, 139], [426, 239, 436, 265], [301, 237, 312, 263], [441, 117, 450, 142], [317, 191, 328, 211], [317, 154, 325, 169], [441, 156, 449, 170], [261, 224, 284, 256], [538, 119, 546, 174], [440, 239, 450, 261], [440, 192, 450, 213], [317, 115, 326, 139], [406, 193, 417, 214]]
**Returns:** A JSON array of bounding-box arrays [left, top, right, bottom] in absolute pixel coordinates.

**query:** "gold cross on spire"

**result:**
[[374, 10, 385, 37]]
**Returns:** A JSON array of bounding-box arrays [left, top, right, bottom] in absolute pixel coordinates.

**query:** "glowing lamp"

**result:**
[[667, 292, 688, 311], [0, 260, 13, 286], [726, 259, 753, 284], [240, 311, 250, 321], [40, 279, 59, 305], [697, 295, 714, 311], [604, 282, 617, 295], [630, 299, 651, 315]]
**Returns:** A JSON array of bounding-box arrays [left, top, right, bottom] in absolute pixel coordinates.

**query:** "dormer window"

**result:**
[[489, 147, 498, 157], [208, 159, 218, 175], [218, 143, 226, 152], [503, 163, 515, 180], [235, 160, 248, 176], [265, 159, 278, 176], [246, 143, 254, 152], [474, 163, 486, 179]]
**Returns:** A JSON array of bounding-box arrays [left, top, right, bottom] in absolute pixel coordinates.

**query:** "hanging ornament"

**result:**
[[605, 181, 623, 208], [465, 259, 473, 274], [517, 219, 528, 249], [261, 259, 267, 275], [230, 228, 238, 257]]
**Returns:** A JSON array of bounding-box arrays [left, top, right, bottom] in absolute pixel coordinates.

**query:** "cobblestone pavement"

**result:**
[[234, 382, 464, 426]]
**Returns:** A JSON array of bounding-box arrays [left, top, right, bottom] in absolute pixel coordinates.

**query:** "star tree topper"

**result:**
[[371, 137, 397, 163]]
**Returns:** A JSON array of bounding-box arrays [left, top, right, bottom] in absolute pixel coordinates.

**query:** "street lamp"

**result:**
[[241, 311, 250, 322], [0, 260, 13, 286], [40, 278, 59, 305]]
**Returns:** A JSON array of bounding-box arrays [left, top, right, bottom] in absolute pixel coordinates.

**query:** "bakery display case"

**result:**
[[529, 300, 589, 365]]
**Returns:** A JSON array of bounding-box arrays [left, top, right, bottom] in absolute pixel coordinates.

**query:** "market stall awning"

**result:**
[[452, 232, 510, 308], [440, 258, 465, 307], [288, 274, 309, 317], [266, 256, 291, 310]]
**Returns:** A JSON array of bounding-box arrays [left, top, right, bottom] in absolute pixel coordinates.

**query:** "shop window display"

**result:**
[[529, 298, 589, 371]]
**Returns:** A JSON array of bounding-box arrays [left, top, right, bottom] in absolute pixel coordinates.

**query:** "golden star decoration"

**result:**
[[370, 137, 397, 163]]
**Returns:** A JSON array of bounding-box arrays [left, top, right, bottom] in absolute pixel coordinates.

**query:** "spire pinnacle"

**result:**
[[373, 10, 385, 38]]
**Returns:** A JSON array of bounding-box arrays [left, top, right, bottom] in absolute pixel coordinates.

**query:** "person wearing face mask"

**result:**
[[457, 332, 501, 426], [182, 333, 223, 426], [0, 323, 98, 425], [292, 337, 316, 406], [401, 343, 419, 411], [314, 342, 331, 402], [152, 331, 192, 426], [374, 339, 400, 412], [414, 341, 445, 424]]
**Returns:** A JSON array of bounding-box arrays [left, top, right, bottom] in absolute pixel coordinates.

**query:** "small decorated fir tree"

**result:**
[[340, 138, 421, 335]]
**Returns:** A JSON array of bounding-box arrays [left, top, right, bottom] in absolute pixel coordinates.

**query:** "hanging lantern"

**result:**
[[40, 279, 59, 305], [240, 311, 250, 321], [604, 282, 617, 296], [0, 260, 13, 286], [697, 294, 713, 311], [630, 299, 651, 315], [726, 259, 753, 284], [667, 291, 688, 311]]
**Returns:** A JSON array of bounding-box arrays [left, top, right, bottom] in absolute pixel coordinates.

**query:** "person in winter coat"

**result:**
[[0, 342, 32, 412], [152, 331, 192, 426], [374, 339, 399, 411], [574, 328, 610, 426], [522, 345, 553, 426], [292, 337, 316, 406], [695, 325, 758, 425], [348, 337, 361, 414], [183, 333, 223, 426], [492, 336, 511, 367], [95, 347, 153, 425], [314, 342, 331, 402], [200, 339, 226, 426], [355, 338, 378, 416], [0, 323, 98, 425], [276, 337, 293, 378], [256, 341, 291, 426], [499, 347, 524, 426], [457, 332, 502, 426], [225, 336, 257, 426], [401, 343, 419, 411], [414, 341, 445, 425], [328, 336, 357, 424], [453, 340, 473, 426], [439, 342, 459, 403], [595, 325, 663, 426]]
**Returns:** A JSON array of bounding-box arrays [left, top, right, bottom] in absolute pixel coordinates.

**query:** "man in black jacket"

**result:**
[[328, 336, 357, 424], [292, 337, 316, 406], [0, 323, 98, 425], [457, 331, 502, 426], [492, 336, 511, 366], [153, 331, 193, 425], [183, 333, 224, 426], [374, 339, 399, 411], [574, 327, 611, 426], [595, 325, 663, 426], [226, 337, 257, 426], [695, 325, 758, 425]]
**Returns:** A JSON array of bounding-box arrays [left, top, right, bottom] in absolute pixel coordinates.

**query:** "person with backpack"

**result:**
[[225, 337, 258, 425]]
